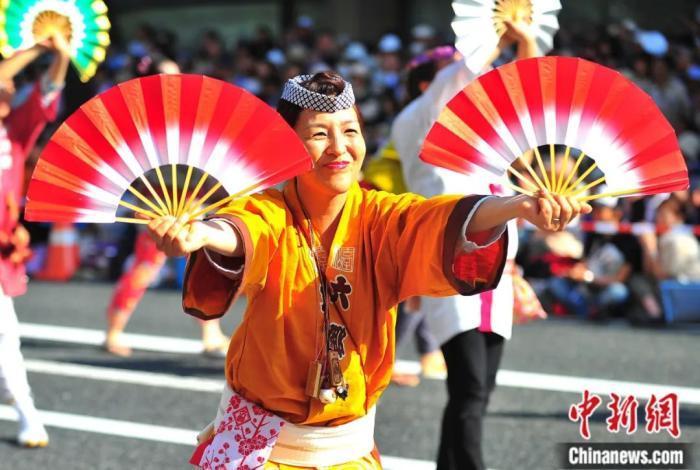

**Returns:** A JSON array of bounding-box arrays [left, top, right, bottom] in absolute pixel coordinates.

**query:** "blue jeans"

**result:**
[[596, 282, 629, 310], [548, 277, 589, 317], [548, 278, 629, 317]]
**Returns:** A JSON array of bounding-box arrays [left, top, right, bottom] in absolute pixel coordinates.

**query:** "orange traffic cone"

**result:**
[[34, 223, 80, 281]]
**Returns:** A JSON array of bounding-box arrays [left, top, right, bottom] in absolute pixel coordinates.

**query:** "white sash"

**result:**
[[195, 384, 375, 468], [271, 406, 375, 466]]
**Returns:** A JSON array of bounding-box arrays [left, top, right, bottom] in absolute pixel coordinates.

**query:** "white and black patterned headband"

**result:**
[[280, 74, 355, 112]]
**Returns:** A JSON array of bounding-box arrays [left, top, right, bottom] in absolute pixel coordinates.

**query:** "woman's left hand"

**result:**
[[519, 192, 592, 232]]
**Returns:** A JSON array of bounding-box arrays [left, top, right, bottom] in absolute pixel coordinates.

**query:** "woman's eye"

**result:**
[[312, 132, 327, 138], [345, 129, 358, 135]]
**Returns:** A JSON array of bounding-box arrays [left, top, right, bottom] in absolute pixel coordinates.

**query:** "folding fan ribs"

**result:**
[[0, 0, 111, 82], [25, 74, 312, 224], [452, 0, 561, 73], [421, 56, 689, 202]]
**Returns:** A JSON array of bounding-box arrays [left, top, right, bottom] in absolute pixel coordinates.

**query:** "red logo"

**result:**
[[569, 391, 681, 439], [646, 393, 681, 438], [606, 393, 638, 434], [569, 390, 602, 439]]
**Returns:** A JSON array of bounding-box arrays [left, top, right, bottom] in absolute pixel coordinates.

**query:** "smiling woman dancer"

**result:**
[[144, 71, 589, 469]]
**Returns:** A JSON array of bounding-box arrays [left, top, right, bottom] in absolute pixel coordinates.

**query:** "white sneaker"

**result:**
[[17, 423, 49, 448], [17, 421, 49, 448], [14, 400, 49, 448]]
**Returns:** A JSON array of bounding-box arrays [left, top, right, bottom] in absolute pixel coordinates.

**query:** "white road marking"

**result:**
[[19, 322, 203, 354], [393, 359, 700, 405], [20, 323, 700, 405], [0, 405, 435, 470], [496, 369, 700, 405], [0, 405, 196, 445], [24, 359, 225, 392]]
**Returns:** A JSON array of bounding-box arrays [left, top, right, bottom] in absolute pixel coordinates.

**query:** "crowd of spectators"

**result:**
[[19, 10, 700, 323]]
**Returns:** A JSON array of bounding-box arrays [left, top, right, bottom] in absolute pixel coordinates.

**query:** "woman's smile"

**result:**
[[324, 160, 351, 170]]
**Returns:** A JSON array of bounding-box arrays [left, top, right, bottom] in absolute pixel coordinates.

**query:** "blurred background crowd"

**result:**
[[17, 1, 700, 325]]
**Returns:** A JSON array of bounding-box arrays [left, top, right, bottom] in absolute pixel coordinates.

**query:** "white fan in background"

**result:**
[[452, 0, 561, 73]]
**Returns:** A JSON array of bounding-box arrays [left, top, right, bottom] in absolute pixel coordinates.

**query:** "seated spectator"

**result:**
[[673, 181, 700, 226], [554, 196, 632, 318], [536, 195, 660, 321], [518, 227, 585, 316], [641, 197, 700, 282], [648, 56, 692, 128]]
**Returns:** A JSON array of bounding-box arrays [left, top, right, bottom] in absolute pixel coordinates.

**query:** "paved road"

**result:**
[[1, 282, 698, 469]]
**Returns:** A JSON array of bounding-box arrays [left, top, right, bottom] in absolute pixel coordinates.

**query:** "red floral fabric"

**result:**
[[192, 390, 285, 470]]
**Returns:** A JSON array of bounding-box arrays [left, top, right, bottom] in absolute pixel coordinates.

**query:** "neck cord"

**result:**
[[289, 182, 341, 398]]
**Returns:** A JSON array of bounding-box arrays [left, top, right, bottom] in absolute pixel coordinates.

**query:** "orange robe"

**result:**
[[183, 180, 507, 427]]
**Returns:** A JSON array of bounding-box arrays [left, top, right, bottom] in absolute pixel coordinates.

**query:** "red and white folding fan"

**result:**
[[25, 74, 312, 224], [452, 0, 561, 74], [420, 56, 689, 201]]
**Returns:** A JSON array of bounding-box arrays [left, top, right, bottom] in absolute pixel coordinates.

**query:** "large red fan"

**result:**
[[421, 56, 688, 201], [25, 74, 312, 223]]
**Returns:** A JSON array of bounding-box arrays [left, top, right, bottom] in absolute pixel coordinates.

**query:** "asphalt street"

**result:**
[[1, 281, 698, 469]]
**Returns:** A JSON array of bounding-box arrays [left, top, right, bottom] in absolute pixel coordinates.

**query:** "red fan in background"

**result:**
[[421, 56, 689, 202], [25, 74, 312, 224]]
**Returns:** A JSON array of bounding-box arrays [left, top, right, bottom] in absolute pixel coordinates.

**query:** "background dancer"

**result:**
[[104, 229, 230, 357], [0, 32, 69, 447], [392, 20, 539, 470]]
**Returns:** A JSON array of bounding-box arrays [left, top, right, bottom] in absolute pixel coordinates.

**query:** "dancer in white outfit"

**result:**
[[391, 21, 538, 470]]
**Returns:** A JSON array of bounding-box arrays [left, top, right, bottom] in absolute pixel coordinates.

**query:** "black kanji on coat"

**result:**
[[328, 323, 348, 357], [329, 275, 352, 310]]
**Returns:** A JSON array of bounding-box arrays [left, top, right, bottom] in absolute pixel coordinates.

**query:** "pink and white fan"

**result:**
[[25, 74, 312, 224], [421, 56, 689, 201]]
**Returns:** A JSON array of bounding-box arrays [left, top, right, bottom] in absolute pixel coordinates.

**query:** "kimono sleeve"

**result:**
[[7, 79, 60, 156], [372, 192, 508, 306], [182, 194, 285, 320]]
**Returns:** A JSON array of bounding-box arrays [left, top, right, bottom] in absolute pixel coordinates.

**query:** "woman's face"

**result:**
[[656, 203, 682, 227], [295, 107, 366, 196]]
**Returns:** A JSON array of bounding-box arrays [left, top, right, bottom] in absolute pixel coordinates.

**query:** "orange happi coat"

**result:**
[[183, 180, 507, 426]]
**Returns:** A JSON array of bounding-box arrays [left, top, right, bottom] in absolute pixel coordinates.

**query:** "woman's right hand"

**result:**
[[145, 215, 209, 257], [501, 19, 534, 45], [38, 32, 72, 58]]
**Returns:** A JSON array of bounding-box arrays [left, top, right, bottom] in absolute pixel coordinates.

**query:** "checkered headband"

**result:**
[[280, 74, 355, 112]]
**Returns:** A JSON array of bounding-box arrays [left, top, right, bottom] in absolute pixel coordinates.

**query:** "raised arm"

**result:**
[[0, 33, 71, 83], [44, 33, 71, 88], [145, 215, 243, 258], [509, 20, 539, 60], [466, 193, 592, 234], [480, 19, 539, 73], [0, 46, 44, 81]]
